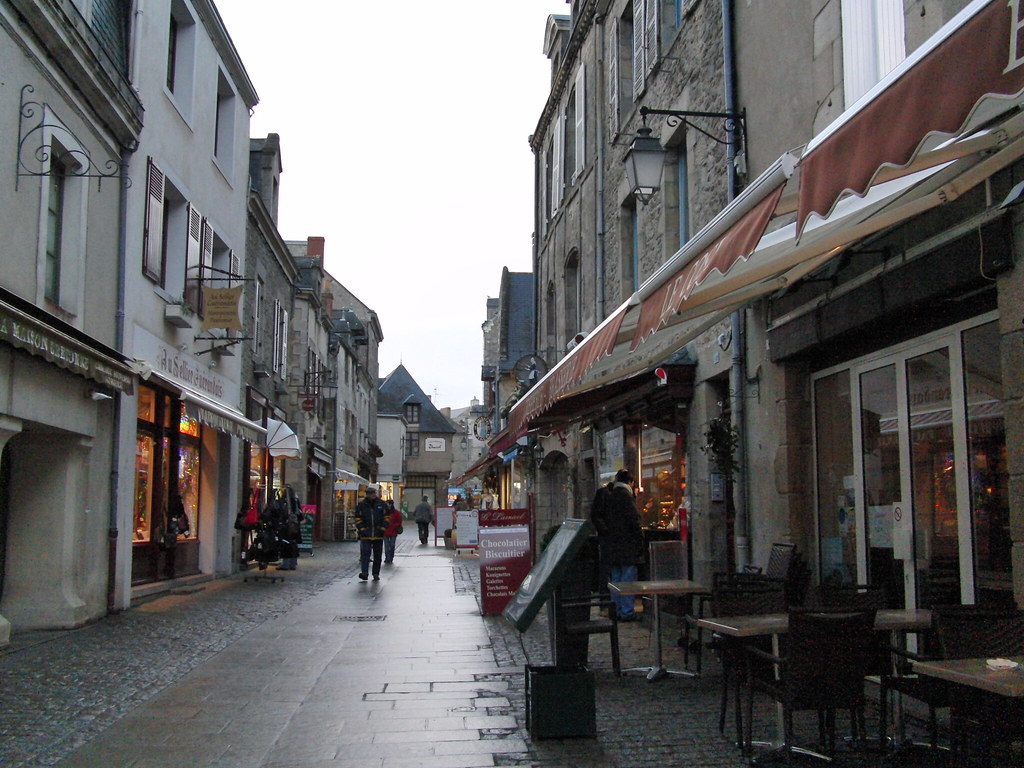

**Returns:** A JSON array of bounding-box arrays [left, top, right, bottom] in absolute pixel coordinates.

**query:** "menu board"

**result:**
[[299, 505, 316, 554], [502, 519, 594, 632], [479, 525, 532, 615], [456, 509, 479, 549]]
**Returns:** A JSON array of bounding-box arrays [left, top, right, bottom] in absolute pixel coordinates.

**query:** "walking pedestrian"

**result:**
[[383, 499, 402, 564], [413, 495, 433, 545], [355, 484, 388, 580], [590, 469, 645, 621]]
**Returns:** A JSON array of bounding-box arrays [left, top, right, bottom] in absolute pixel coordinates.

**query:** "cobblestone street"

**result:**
[[0, 536, 914, 768]]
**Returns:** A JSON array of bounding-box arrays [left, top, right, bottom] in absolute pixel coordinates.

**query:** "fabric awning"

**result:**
[[0, 293, 135, 394], [797, 0, 1024, 234], [266, 418, 301, 458], [506, 153, 797, 439], [334, 469, 369, 491], [143, 370, 265, 444]]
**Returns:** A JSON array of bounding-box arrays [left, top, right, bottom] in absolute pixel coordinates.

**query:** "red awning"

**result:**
[[506, 305, 627, 438], [798, 0, 1024, 235], [631, 183, 785, 349]]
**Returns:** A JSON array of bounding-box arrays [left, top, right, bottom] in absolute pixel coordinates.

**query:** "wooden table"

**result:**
[[608, 579, 709, 682], [695, 608, 933, 761], [696, 608, 933, 637], [912, 656, 1024, 698]]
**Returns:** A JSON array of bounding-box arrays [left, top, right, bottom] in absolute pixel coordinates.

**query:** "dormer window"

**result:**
[[404, 403, 421, 424]]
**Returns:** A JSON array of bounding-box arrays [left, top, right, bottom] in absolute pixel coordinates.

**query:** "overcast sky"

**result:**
[[213, 1, 569, 409]]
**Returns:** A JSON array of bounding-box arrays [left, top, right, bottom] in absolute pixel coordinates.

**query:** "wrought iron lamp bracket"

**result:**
[[639, 105, 747, 153], [17, 85, 125, 191]]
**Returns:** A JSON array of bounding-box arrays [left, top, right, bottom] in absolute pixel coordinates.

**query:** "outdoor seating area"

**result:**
[[572, 546, 1024, 767]]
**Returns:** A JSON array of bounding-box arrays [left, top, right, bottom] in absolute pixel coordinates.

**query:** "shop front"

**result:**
[[0, 291, 135, 638]]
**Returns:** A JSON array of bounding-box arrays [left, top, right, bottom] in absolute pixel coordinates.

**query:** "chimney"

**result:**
[[307, 236, 325, 263]]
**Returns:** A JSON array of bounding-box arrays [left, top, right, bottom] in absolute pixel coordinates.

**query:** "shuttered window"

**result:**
[[143, 160, 165, 283], [184, 205, 202, 311]]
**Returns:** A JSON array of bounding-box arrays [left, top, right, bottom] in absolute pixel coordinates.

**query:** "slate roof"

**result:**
[[377, 364, 456, 433]]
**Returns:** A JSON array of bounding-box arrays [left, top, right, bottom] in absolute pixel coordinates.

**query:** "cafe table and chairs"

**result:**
[[607, 578, 709, 682], [696, 607, 933, 762]]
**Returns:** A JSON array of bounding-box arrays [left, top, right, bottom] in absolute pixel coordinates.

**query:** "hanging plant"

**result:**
[[700, 415, 740, 476]]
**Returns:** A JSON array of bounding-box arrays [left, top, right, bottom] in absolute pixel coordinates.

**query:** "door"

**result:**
[[814, 314, 1008, 609]]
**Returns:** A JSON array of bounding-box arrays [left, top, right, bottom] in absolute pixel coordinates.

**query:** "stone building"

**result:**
[[508, 0, 1024, 609], [241, 134, 301, 543]]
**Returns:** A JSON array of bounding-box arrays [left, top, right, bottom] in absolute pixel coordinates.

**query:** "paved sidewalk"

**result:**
[[0, 531, 833, 768]]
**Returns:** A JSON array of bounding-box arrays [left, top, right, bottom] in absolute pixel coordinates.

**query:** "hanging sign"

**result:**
[[200, 285, 244, 330]]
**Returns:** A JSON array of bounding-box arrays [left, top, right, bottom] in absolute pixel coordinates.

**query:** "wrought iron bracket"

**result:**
[[640, 105, 747, 154], [17, 85, 125, 190]]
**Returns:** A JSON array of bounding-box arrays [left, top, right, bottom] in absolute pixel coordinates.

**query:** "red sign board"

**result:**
[[480, 525, 532, 615], [300, 397, 317, 412]]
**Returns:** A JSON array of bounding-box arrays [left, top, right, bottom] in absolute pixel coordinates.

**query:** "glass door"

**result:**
[[814, 313, 1006, 609]]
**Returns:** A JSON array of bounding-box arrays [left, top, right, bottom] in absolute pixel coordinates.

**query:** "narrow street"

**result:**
[[0, 533, 764, 768]]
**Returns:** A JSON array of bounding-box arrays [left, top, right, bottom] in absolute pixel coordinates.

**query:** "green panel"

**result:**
[[502, 518, 594, 632]]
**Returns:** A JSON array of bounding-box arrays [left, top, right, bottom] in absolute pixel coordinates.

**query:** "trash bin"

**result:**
[[525, 664, 596, 739]]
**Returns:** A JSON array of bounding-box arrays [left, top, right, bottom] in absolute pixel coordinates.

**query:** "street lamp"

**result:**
[[624, 106, 747, 204], [623, 124, 667, 204]]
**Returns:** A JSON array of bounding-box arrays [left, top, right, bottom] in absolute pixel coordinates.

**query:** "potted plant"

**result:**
[[700, 415, 740, 476]]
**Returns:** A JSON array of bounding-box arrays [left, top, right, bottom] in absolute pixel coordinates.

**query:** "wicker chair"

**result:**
[[880, 605, 1024, 753], [705, 583, 787, 744], [744, 608, 878, 762], [936, 606, 1024, 763]]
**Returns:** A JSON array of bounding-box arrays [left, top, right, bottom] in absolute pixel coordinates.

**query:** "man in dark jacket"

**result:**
[[590, 469, 645, 620], [355, 484, 388, 580]]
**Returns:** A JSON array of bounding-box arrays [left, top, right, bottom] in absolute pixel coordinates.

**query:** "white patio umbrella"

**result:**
[[266, 418, 301, 458]]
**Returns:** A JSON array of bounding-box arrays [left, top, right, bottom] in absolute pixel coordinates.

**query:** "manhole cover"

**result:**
[[334, 615, 387, 622]]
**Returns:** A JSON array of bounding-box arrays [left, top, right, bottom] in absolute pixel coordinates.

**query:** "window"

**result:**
[[564, 90, 576, 189], [841, 0, 905, 107], [38, 121, 87, 314], [253, 276, 263, 352], [545, 282, 556, 362], [166, 0, 196, 111], [183, 205, 209, 312], [44, 162, 66, 304], [564, 251, 580, 338], [551, 116, 563, 213], [405, 403, 421, 424], [572, 67, 586, 181], [143, 159, 188, 293], [214, 70, 235, 167], [620, 199, 638, 299], [406, 436, 420, 457], [632, 0, 660, 99], [609, 15, 632, 132], [272, 299, 289, 374]]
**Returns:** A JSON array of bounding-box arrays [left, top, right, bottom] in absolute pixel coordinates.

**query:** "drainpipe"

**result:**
[[595, 8, 608, 319], [107, 145, 132, 614], [723, 0, 749, 571]]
